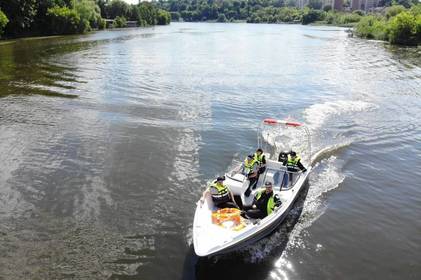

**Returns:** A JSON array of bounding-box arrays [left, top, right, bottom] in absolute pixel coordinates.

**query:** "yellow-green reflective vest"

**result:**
[[254, 153, 264, 165], [210, 181, 229, 200], [244, 159, 256, 174], [287, 154, 301, 167], [255, 189, 276, 215]]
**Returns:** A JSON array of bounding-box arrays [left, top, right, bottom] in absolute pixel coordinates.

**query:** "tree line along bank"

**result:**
[[1, 1, 419, 46], [157, 0, 420, 45], [0, 0, 171, 39]]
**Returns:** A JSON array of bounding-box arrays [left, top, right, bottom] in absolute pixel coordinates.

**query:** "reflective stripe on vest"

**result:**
[[255, 189, 276, 215], [287, 154, 301, 167], [210, 182, 229, 199]]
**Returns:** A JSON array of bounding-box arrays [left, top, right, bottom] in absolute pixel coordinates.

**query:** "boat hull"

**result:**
[[194, 171, 310, 257]]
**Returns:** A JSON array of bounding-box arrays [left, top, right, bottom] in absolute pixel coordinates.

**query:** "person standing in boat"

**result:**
[[200, 176, 238, 209], [254, 148, 266, 175], [242, 154, 259, 197], [243, 182, 281, 219], [282, 151, 307, 187]]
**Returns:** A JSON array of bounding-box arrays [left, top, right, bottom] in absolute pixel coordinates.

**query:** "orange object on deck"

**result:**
[[211, 208, 241, 225]]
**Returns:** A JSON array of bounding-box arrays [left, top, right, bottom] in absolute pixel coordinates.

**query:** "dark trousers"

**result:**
[[244, 176, 258, 196], [243, 205, 267, 219], [215, 201, 238, 209], [258, 166, 266, 175]]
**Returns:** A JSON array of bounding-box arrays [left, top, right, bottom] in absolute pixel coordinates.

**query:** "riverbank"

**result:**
[[160, 0, 420, 46], [0, 22, 420, 280], [0, 1, 170, 40]]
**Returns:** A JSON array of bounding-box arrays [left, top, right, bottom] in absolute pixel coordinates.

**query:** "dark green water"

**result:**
[[0, 23, 420, 280]]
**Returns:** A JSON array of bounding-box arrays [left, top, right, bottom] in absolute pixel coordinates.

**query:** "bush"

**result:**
[[353, 10, 365, 16], [157, 9, 170, 25], [0, 9, 8, 37], [74, 0, 102, 31], [341, 13, 362, 24], [138, 2, 158, 26], [355, 15, 388, 40], [112, 15, 127, 28], [388, 11, 418, 45], [410, 4, 421, 17], [276, 7, 302, 22], [323, 5, 332, 12], [170, 11, 180, 21], [98, 18, 106, 29], [46, 6, 83, 34], [385, 5, 405, 19], [302, 8, 325, 24], [217, 13, 227, 22]]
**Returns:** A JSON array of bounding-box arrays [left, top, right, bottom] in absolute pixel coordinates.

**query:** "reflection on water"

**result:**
[[0, 23, 420, 280]]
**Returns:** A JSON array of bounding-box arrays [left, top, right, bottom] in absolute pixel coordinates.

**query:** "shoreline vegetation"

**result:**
[[0, 1, 419, 46], [157, 0, 420, 46], [0, 0, 170, 39]]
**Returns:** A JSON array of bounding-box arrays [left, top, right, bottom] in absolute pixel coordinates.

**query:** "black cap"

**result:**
[[290, 151, 296, 157], [247, 154, 254, 159], [256, 148, 263, 153], [265, 181, 273, 187], [216, 176, 225, 182]]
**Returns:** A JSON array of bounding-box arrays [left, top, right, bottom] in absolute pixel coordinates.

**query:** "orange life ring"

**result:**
[[211, 208, 241, 226]]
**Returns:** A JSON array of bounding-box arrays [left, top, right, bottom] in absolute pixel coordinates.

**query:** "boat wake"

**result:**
[[240, 99, 377, 263], [190, 99, 377, 268]]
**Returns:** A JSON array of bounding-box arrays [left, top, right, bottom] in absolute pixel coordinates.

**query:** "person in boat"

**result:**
[[282, 151, 307, 187], [254, 148, 266, 175], [278, 150, 289, 163], [200, 176, 238, 209], [242, 154, 259, 197], [243, 181, 281, 219]]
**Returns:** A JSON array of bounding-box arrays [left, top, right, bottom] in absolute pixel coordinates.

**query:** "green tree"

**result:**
[[157, 9, 171, 25], [170, 11, 180, 21], [112, 15, 127, 27], [307, 0, 323, 10], [0, 9, 9, 37], [46, 6, 83, 34], [392, 0, 416, 9], [385, 5, 405, 19], [106, 0, 130, 19], [74, 0, 102, 30], [0, 0, 37, 36], [217, 13, 227, 22], [355, 15, 388, 40], [138, 2, 158, 26], [302, 8, 325, 24], [388, 11, 418, 44]]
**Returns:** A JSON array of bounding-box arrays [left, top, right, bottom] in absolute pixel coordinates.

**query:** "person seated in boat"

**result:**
[[282, 151, 307, 187], [278, 150, 288, 163], [242, 154, 258, 197], [200, 176, 238, 209], [243, 182, 281, 219], [254, 148, 266, 175]]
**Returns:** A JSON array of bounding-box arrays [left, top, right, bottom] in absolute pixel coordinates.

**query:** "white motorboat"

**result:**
[[193, 118, 312, 257]]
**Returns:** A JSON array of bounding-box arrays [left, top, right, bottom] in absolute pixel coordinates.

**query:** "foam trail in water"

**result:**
[[303, 100, 377, 131], [242, 100, 375, 264], [242, 156, 345, 264], [310, 141, 352, 166]]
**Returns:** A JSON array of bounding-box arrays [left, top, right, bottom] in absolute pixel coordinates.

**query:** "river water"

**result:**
[[0, 22, 420, 280]]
